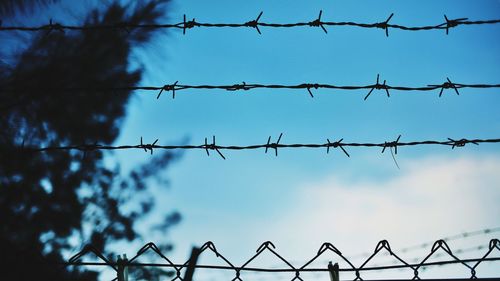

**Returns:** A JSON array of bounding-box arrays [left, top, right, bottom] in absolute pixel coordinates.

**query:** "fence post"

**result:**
[[117, 254, 128, 281], [328, 262, 339, 281], [183, 247, 201, 281]]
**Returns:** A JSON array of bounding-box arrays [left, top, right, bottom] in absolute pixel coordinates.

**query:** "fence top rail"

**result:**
[[61, 239, 500, 281]]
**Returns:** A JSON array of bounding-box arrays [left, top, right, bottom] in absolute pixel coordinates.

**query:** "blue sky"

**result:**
[[108, 0, 500, 279], [7, 0, 499, 279], [107, 0, 500, 279]]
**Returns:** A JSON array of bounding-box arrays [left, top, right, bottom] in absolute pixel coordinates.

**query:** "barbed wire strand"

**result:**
[[242, 227, 500, 275], [1, 13, 499, 36], [19, 136, 500, 158], [348, 226, 500, 260], [2, 79, 500, 100], [359, 242, 500, 269], [64, 239, 500, 281]]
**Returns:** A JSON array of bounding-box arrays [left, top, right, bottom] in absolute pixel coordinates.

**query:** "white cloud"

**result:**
[[168, 155, 500, 280], [249, 155, 500, 279]]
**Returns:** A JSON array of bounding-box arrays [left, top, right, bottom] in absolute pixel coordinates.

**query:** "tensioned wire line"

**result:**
[[348, 227, 500, 260], [2, 77, 499, 100], [64, 257, 500, 272], [19, 136, 500, 159], [0, 12, 499, 36], [243, 227, 500, 274]]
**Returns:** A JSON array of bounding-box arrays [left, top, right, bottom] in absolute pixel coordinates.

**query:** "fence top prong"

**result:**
[[62, 239, 500, 280]]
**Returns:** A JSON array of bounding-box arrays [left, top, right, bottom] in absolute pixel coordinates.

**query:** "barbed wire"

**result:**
[[65, 239, 500, 281], [2, 77, 500, 100], [368, 242, 500, 270], [1, 12, 499, 36], [256, 227, 500, 272], [239, 242, 499, 280], [348, 227, 500, 260], [19, 136, 500, 159]]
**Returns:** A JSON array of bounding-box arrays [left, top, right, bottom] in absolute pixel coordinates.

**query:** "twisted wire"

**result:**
[[348, 227, 500, 260], [64, 239, 500, 281], [0, 12, 499, 36], [2, 78, 499, 100], [244, 227, 500, 275], [18, 136, 500, 159]]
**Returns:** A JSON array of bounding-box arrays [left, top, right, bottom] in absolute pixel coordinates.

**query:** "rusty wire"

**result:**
[[65, 239, 500, 281], [19, 136, 500, 159], [1, 12, 499, 36], [2, 77, 500, 100]]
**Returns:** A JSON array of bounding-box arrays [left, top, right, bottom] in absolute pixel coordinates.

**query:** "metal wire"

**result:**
[[0, 12, 499, 36], [5, 9, 500, 281], [19, 136, 500, 159], [65, 239, 500, 281], [242, 227, 500, 276], [348, 227, 500, 260], [2, 77, 499, 100], [368, 243, 500, 270]]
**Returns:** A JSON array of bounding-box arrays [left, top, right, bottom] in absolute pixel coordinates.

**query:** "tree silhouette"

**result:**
[[0, 0, 59, 16], [0, 1, 180, 280]]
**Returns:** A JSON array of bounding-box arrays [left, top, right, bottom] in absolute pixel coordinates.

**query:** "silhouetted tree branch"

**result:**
[[0, 1, 180, 280]]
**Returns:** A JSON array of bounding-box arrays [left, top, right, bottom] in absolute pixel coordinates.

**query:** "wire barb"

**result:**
[[375, 13, 394, 37], [245, 12, 263, 34], [305, 84, 318, 98], [382, 135, 401, 154], [447, 138, 479, 149], [139, 137, 158, 154], [309, 10, 328, 34], [364, 74, 390, 100], [430, 77, 460, 97], [227, 82, 249, 91], [326, 138, 350, 157], [182, 14, 198, 35], [444, 15, 469, 35], [44, 18, 64, 36], [265, 133, 283, 156], [204, 136, 226, 159], [157, 81, 179, 99]]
